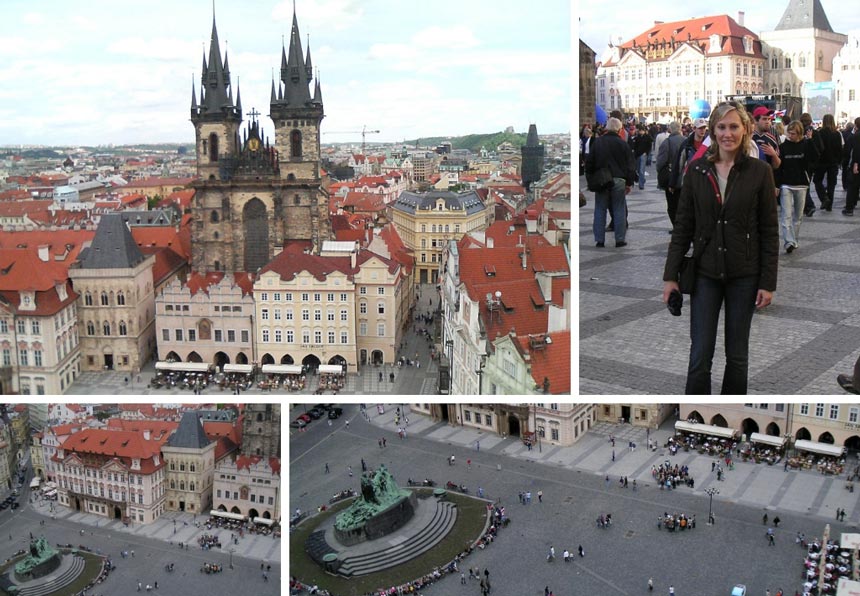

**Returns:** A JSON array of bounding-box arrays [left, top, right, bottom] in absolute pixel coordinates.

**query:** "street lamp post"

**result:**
[[229, 547, 234, 570], [705, 487, 719, 526]]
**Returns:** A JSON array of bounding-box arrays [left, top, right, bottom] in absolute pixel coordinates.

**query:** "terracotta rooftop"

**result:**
[[516, 329, 571, 395]]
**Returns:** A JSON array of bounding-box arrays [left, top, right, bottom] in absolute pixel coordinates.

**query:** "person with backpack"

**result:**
[[812, 114, 844, 211], [656, 121, 685, 228]]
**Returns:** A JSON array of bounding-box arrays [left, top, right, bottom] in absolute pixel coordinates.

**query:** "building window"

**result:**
[[551, 428, 559, 441], [327, 293, 334, 302], [119, 321, 128, 336], [359, 322, 367, 336], [89, 321, 97, 336], [359, 287, 367, 295], [800, 403, 809, 415], [314, 293, 321, 302], [103, 322, 112, 336], [314, 330, 322, 343], [286, 330, 294, 343], [17, 320, 25, 334], [101, 292, 109, 306], [34, 350, 42, 366], [31, 320, 40, 335], [273, 292, 281, 302], [377, 287, 385, 295], [850, 407, 859, 424], [301, 309, 309, 321], [830, 404, 840, 420], [214, 329, 223, 342], [377, 323, 385, 337], [19, 349, 27, 366], [302, 330, 310, 343], [327, 309, 335, 321], [485, 414, 491, 426], [341, 331, 348, 344], [328, 330, 335, 343], [340, 309, 348, 322], [241, 330, 249, 343], [117, 292, 125, 305], [340, 293, 347, 302], [274, 309, 281, 321], [815, 403, 824, 417], [378, 303, 385, 314], [286, 293, 293, 302], [291, 129, 302, 158], [274, 329, 282, 343], [2, 349, 10, 366], [359, 302, 367, 314], [174, 328, 182, 341], [314, 309, 321, 321], [261, 309, 269, 321], [85, 292, 93, 306], [301, 293, 309, 302]]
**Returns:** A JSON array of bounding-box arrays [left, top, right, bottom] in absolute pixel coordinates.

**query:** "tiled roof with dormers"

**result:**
[[516, 329, 571, 395], [457, 245, 569, 341], [56, 428, 168, 474], [259, 251, 357, 283]]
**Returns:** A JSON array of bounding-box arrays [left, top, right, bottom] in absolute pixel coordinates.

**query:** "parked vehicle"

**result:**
[[290, 418, 307, 429], [731, 585, 746, 596], [328, 408, 344, 419]]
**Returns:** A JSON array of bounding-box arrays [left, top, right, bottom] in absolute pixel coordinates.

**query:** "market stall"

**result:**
[[317, 364, 345, 392], [671, 421, 738, 456], [221, 363, 255, 391], [742, 433, 787, 465], [259, 364, 304, 391], [150, 362, 215, 390], [790, 440, 846, 475]]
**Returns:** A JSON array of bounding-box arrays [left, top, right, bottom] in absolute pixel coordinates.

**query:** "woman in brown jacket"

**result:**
[[662, 102, 779, 394]]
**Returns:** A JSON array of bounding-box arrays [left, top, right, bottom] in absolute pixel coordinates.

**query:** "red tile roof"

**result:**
[[58, 428, 169, 470], [0, 229, 94, 264], [342, 191, 387, 212], [483, 220, 552, 248], [124, 177, 194, 188], [0, 200, 54, 218], [184, 271, 256, 297], [260, 251, 356, 282], [457, 245, 569, 340], [516, 329, 571, 395], [0, 250, 78, 315], [140, 246, 186, 287], [158, 189, 195, 211], [235, 454, 280, 475], [377, 224, 413, 273], [105, 418, 178, 441]]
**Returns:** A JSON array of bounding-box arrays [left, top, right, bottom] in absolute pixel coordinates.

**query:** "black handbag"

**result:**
[[677, 256, 696, 295], [586, 167, 614, 192]]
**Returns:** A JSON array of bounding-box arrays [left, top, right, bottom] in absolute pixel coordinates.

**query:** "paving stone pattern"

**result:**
[[579, 166, 860, 394]]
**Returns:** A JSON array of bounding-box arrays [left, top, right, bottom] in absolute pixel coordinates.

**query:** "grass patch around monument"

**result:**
[[290, 490, 489, 596], [0, 550, 106, 596]]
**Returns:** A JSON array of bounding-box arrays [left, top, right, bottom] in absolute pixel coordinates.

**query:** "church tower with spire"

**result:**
[[189, 8, 330, 275], [191, 16, 242, 182]]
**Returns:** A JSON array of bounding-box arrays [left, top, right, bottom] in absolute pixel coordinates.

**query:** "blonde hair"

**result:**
[[774, 121, 785, 138], [786, 120, 804, 137], [705, 102, 752, 163]]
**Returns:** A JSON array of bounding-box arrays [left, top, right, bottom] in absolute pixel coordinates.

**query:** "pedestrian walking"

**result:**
[[361, 458, 367, 472], [776, 120, 815, 253], [669, 586, 675, 595], [131, 550, 135, 557], [612, 449, 615, 462], [773, 516, 781, 528], [538, 490, 543, 503], [155, 581, 158, 589], [662, 102, 778, 394], [763, 513, 768, 525], [547, 546, 555, 561], [138, 582, 142, 592], [345, 420, 349, 429], [348, 465, 353, 477], [586, 117, 634, 248], [648, 577, 654, 591], [526, 491, 531, 504], [578, 544, 585, 557], [460, 571, 466, 584], [324, 463, 329, 474]]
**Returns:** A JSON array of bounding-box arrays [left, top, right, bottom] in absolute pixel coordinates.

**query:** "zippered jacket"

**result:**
[[663, 154, 779, 291]]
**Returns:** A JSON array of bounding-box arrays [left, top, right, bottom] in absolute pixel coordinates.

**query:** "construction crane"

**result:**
[[321, 125, 380, 154]]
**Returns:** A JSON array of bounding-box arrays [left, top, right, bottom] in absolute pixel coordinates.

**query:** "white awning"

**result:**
[[675, 420, 736, 439], [210, 510, 245, 521], [794, 439, 844, 457], [749, 433, 786, 447], [319, 364, 344, 374], [252, 517, 274, 526], [261, 364, 302, 375], [155, 361, 211, 373], [223, 364, 254, 374]]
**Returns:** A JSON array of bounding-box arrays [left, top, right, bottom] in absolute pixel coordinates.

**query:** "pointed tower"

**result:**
[[270, 6, 324, 184], [521, 124, 545, 193], [191, 14, 242, 181]]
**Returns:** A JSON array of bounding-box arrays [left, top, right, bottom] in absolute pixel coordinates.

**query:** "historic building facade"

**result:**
[[596, 13, 766, 122], [242, 404, 280, 459], [162, 412, 216, 515], [189, 11, 331, 274]]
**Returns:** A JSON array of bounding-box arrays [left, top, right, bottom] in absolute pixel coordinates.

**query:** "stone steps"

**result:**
[[338, 500, 457, 577], [17, 554, 86, 596]]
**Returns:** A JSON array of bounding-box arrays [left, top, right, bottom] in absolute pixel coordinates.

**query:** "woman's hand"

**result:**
[[755, 289, 773, 309], [663, 281, 679, 303]]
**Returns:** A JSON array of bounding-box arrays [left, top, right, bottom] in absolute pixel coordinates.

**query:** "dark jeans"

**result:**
[[813, 164, 839, 206], [847, 178, 859, 211], [664, 187, 680, 227], [593, 178, 627, 244], [686, 274, 759, 395]]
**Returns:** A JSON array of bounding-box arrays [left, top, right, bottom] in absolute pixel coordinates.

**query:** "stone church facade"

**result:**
[[189, 11, 331, 275]]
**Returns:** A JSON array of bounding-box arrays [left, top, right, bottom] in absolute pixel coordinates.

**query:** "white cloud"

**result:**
[[71, 16, 98, 32], [412, 26, 479, 50], [271, 0, 364, 32], [22, 12, 44, 26], [0, 37, 62, 57], [106, 37, 202, 62]]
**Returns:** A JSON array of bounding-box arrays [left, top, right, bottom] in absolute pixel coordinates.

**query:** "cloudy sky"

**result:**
[[0, 0, 570, 147], [581, 0, 860, 62]]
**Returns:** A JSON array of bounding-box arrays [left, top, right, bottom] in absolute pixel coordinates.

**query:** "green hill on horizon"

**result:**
[[404, 131, 528, 154]]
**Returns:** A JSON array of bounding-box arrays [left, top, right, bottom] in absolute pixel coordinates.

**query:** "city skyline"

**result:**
[[580, 0, 860, 62], [0, 0, 570, 147]]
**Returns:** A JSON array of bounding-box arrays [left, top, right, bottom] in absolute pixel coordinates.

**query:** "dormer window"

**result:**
[[743, 36, 753, 54], [131, 458, 140, 470], [709, 34, 721, 54]]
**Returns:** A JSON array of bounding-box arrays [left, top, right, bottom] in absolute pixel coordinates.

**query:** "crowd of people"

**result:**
[[651, 461, 694, 490], [802, 537, 851, 594]]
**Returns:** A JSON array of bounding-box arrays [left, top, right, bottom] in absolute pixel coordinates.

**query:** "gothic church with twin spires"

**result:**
[[189, 9, 331, 274]]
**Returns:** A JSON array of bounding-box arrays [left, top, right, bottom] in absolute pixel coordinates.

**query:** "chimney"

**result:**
[[738, 11, 744, 27], [350, 249, 357, 269], [521, 248, 528, 270], [487, 237, 494, 249]]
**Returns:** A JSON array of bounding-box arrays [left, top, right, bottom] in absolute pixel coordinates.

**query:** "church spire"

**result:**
[[313, 69, 322, 105], [305, 35, 313, 81], [191, 75, 198, 116], [198, 13, 237, 117], [279, 5, 312, 105]]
